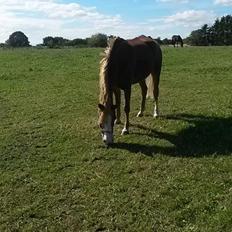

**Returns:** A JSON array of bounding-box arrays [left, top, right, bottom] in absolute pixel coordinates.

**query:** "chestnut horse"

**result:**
[[98, 35, 162, 145]]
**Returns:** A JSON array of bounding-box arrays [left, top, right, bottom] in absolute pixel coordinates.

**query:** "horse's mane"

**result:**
[[99, 37, 120, 106]]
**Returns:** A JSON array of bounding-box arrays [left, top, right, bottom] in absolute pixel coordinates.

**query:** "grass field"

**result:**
[[0, 46, 232, 231]]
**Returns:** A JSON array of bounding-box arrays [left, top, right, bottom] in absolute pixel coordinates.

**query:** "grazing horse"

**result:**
[[98, 35, 162, 145], [172, 35, 183, 47]]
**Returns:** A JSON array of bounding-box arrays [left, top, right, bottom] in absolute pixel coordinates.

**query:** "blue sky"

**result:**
[[0, 0, 232, 45]]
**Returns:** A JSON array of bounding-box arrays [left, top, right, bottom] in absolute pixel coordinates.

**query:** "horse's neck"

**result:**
[[105, 87, 113, 108], [100, 54, 114, 107], [101, 76, 113, 108]]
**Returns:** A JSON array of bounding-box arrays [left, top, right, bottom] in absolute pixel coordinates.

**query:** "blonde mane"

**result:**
[[99, 38, 117, 106]]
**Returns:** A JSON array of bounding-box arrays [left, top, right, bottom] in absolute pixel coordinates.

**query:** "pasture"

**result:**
[[0, 46, 232, 231]]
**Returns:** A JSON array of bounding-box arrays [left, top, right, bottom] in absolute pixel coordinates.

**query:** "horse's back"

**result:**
[[128, 36, 162, 82], [110, 35, 162, 89], [128, 35, 161, 63], [113, 35, 161, 63]]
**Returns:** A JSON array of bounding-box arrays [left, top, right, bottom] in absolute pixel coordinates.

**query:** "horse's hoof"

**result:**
[[153, 113, 159, 118], [137, 112, 143, 117], [121, 128, 129, 135]]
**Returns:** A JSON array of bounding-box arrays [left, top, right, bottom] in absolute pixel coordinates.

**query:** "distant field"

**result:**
[[0, 46, 232, 231]]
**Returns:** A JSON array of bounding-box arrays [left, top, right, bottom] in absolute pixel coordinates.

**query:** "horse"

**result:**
[[172, 35, 183, 47], [98, 35, 162, 145]]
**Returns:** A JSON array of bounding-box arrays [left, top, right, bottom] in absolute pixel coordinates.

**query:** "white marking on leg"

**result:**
[[121, 128, 129, 135], [137, 111, 143, 117], [114, 119, 121, 124], [153, 100, 159, 118]]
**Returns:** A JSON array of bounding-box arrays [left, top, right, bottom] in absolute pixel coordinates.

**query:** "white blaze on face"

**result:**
[[102, 113, 114, 145]]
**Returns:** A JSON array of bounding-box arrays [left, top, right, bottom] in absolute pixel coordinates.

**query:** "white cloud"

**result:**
[[0, 0, 123, 44], [143, 10, 217, 38], [215, 0, 232, 6], [0, 0, 107, 20], [0, 0, 221, 44], [164, 10, 216, 27]]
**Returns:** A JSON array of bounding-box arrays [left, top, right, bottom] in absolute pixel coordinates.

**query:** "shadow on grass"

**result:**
[[112, 114, 232, 157]]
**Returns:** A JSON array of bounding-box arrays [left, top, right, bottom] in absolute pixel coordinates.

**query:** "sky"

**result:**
[[0, 0, 232, 45]]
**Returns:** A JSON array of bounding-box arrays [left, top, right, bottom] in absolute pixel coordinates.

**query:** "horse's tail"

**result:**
[[146, 75, 154, 99], [146, 40, 162, 99], [146, 59, 162, 100]]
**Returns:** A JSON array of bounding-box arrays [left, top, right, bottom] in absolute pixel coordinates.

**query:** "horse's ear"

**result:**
[[98, 104, 105, 111]]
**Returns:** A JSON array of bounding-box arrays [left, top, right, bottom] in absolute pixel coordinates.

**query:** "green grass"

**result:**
[[0, 46, 232, 231]]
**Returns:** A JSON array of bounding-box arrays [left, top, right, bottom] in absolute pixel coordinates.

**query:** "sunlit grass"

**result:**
[[0, 46, 232, 231]]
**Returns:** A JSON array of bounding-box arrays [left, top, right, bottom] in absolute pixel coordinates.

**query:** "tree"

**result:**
[[186, 29, 202, 46], [162, 38, 171, 45], [155, 37, 163, 45], [201, 24, 210, 46], [186, 25, 210, 46], [66, 38, 87, 47], [43, 36, 68, 48], [211, 15, 232, 45], [43, 36, 54, 48], [87, 33, 108, 47], [53, 37, 69, 47], [6, 31, 30, 47]]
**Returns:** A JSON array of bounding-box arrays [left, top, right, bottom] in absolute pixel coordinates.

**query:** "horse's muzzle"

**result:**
[[102, 131, 114, 146]]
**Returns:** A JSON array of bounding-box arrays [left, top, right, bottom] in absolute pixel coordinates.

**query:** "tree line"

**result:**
[[0, 32, 109, 48], [1, 14, 231, 48], [42, 33, 109, 48], [184, 15, 232, 46]]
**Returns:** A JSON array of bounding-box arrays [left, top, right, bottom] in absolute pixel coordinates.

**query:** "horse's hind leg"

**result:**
[[121, 88, 131, 135], [114, 88, 121, 124], [137, 79, 147, 117], [151, 72, 160, 118]]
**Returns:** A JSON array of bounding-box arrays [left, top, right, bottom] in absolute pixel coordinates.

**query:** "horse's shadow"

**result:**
[[112, 114, 232, 157]]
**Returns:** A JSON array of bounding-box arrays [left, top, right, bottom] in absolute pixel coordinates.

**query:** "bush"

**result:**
[[0, 43, 6, 48]]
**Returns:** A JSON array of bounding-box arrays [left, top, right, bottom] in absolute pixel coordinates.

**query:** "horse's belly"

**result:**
[[132, 62, 151, 84]]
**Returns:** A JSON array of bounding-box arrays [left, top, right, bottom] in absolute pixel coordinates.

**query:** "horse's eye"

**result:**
[[99, 123, 103, 129]]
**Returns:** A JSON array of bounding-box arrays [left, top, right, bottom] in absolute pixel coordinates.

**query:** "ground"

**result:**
[[0, 46, 232, 231]]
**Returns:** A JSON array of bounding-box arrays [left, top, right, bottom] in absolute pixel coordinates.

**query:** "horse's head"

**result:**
[[98, 103, 117, 146]]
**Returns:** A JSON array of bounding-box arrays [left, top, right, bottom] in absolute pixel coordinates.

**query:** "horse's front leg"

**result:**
[[114, 88, 121, 124], [121, 88, 131, 135]]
